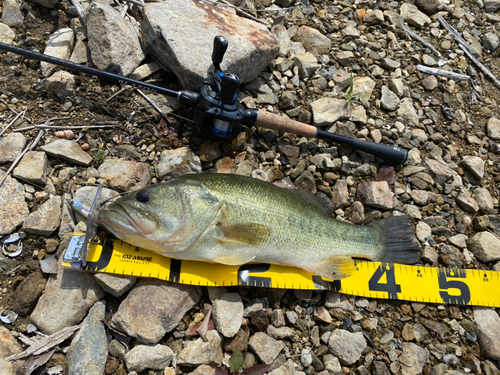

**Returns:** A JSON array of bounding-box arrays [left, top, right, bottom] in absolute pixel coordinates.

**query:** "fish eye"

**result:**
[[136, 191, 150, 203]]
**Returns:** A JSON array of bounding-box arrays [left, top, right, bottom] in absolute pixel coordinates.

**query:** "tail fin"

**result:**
[[370, 215, 420, 264]]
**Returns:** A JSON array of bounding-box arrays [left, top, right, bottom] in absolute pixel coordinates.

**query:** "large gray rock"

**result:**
[[141, 0, 279, 90], [178, 330, 223, 367], [248, 332, 285, 364], [41, 28, 75, 77], [467, 231, 500, 262], [0, 172, 29, 236], [328, 329, 367, 365], [65, 301, 108, 375], [111, 279, 201, 344], [41, 139, 93, 166], [23, 195, 62, 236], [294, 25, 331, 54], [399, 342, 429, 375], [157, 147, 202, 179], [31, 257, 107, 335], [474, 307, 500, 360], [1, 0, 24, 27], [97, 159, 151, 191], [310, 98, 349, 126], [0, 23, 16, 45], [212, 293, 244, 338], [125, 344, 174, 372], [87, 2, 145, 76], [0, 133, 27, 164], [13, 151, 50, 185]]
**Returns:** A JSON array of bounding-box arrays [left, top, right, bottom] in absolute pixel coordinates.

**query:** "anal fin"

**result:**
[[213, 253, 256, 266], [305, 256, 356, 280]]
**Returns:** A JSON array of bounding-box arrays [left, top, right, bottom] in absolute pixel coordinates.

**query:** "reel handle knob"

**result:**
[[212, 36, 228, 71]]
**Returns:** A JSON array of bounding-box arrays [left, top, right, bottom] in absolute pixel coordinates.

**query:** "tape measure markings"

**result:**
[[61, 235, 500, 307]]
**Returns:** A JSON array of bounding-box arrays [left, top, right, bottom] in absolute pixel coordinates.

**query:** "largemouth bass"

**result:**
[[97, 173, 420, 279]]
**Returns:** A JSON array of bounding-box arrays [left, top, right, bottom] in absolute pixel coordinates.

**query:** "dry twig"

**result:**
[[402, 24, 442, 58], [416, 65, 470, 81], [459, 43, 500, 90], [0, 107, 25, 137], [438, 16, 481, 56]]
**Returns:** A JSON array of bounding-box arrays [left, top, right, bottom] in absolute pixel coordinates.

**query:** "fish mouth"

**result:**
[[99, 202, 156, 236]]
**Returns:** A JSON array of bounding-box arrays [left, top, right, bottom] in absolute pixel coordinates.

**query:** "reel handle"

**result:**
[[212, 36, 228, 71]]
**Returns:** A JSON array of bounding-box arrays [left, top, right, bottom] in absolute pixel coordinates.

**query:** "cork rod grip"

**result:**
[[255, 110, 317, 138]]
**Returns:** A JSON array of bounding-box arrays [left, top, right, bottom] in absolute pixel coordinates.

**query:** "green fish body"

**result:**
[[98, 173, 420, 279]]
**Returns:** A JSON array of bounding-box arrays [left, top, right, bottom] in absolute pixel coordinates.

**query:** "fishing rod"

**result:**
[[0, 38, 408, 163]]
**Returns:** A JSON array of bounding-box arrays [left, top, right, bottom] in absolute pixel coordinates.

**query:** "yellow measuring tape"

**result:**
[[62, 234, 500, 307]]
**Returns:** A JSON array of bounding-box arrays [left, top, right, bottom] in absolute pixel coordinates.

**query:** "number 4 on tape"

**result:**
[[368, 264, 401, 299]]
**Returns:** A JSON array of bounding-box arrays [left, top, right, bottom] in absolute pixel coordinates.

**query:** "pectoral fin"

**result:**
[[213, 253, 256, 266], [218, 223, 271, 246], [305, 256, 356, 280]]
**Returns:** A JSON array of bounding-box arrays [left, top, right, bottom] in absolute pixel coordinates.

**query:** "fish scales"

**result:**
[[98, 173, 420, 279]]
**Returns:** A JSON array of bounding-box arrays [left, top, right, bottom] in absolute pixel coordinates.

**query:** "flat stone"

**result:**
[[45, 71, 76, 98], [473, 307, 500, 360], [486, 117, 500, 140], [98, 159, 151, 191], [331, 179, 349, 209], [23, 196, 62, 236], [456, 192, 479, 213], [310, 98, 349, 126], [141, 0, 278, 90], [13, 151, 50, 185], [64, 301, 108, 375], [380, 85, 400, 111], [124, 344, 174, 372], [0, 23, 16, 44], [397, 98, 419, 126], [468, 231, 500, 262], [0, 133, 27, 164], [0, 172, 29, 236], [87, 2, 145, 76], [474, 188, 495, 213], [363, 10, 384, 24], [328, 330, 367, 365], [111, 279, 201, 344], [356, 181, 393, 210], [94, 274, 137, 297], [70, 39, 90, 64], [294, 52, 321, 77], [31, 257, 106, 335], [0, 326, 25, 375], [1, 0, 24, 27], [157, 147, 202, 179], [41, 139, 93, 166], [462, 156, 484, 180], [177, 330, 223, 367], [267, 324, 296, 340], [272, 24, 292, 57], [212, 293, 244, 338], [130, 61, 162, 81], [424, 159, 454, 185], [485, 0, 500, 12], [294, 25, 331, 54], [400, 3, 431, 28], [381, 58, 401, 69], [41, 28, 75, 77], [248, 332, 285, 364], [399, 342, 429, 375]]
